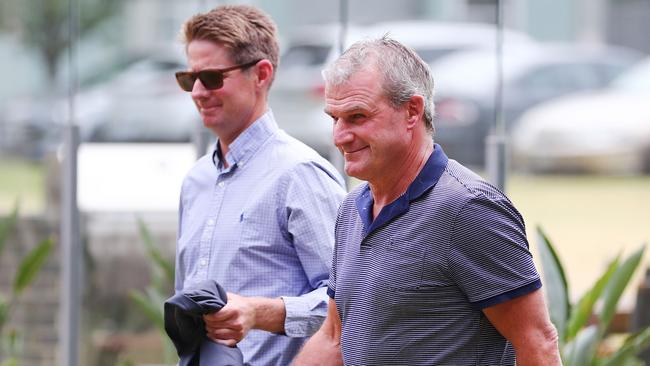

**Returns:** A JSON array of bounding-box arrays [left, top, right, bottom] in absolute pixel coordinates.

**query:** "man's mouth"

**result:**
[[344, 146, 369, 155]]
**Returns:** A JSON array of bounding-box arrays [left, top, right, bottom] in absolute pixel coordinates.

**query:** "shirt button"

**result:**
[[200, 259, 208, 266], [207, 219, 215, 226], [218, 182, 225, 188]]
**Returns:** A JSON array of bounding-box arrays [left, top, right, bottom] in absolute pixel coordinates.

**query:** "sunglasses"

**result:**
[[175, 59, 261, 92]]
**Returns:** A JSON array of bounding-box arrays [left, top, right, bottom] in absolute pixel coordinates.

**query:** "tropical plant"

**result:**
[[537, 226, 650, 366], [18, 0, 122, 83], [0, 204, 54, 366], [128, 218, 177, 365]]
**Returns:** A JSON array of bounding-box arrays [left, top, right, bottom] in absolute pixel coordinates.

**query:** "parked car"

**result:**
[[430, 43, 642, 168], [270, 21, 535, 159], [511, 56, 650, 174], [69, 53, 201, 212]]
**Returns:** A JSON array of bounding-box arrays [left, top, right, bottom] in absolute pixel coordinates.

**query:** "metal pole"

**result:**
[[60, 0, 81, 364], [632, 268, 650, 364], [485, 0, 507, 191], [331, 0, 349, 186], [338, 0, 348, 56]]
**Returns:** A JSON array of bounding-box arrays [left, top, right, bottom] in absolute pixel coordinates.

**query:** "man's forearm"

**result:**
[[294, 298, 343, 365], [293, 325, 342, 365], [513, 325, 562, 366], [249, 296, 286, 333]]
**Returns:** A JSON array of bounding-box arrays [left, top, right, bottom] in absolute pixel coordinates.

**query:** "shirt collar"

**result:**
[[212, 110, 278, 170], [355, 143, 449, 236]]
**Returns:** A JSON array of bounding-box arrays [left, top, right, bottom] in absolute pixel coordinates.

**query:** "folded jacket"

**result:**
[[164, 279, 244, 366]]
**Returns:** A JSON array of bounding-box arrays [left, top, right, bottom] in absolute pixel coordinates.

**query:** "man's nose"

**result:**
[[333, 119, 353, 147], [191, 78, 209, 99]]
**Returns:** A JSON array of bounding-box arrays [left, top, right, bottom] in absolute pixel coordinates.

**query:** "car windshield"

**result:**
[[610, 58, 650, 93]]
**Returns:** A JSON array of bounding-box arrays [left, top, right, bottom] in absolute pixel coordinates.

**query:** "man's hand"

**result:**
[[294, 298, 343, 365], [204, 292, 256, 346], [203, 292, 286, 346]]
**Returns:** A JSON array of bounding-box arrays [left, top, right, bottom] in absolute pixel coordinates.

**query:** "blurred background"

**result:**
[[0, 0, 649, 365]]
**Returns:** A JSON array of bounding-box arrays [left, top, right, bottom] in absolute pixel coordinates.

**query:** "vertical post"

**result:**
[[332, 0, 349, 186], [632, 268, 650, 364], [485, 0, 507, 191], [60, 0, 80, 364], [60, 125, 80, 366]]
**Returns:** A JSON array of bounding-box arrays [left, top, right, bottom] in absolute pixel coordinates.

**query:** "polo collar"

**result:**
[[355, 143, 449, 236], [212, 110, 278, 170]]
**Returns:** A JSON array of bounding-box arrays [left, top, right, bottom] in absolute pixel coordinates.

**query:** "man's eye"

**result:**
[[351, 114, 366, 120]]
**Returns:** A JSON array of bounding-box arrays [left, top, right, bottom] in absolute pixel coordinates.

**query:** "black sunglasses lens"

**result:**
[[199, 71, 224, 90], [175, 72, 196, 92]]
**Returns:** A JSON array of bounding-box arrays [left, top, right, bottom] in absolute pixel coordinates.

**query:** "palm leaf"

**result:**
[[563, 325, 599, 366], [599, 245, 646, 335], [12, 238, 54, 296], [0, 203, 19, 256], [536, 226, 570, 343], [565, 255, 620, 342], [136, 218, 174, 285], [129, 289, 165, 331], [600, 326, 650, 366], [0, 297, 8, 331]]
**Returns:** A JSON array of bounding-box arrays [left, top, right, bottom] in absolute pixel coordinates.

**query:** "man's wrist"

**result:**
[[248, 296, 286, 333]]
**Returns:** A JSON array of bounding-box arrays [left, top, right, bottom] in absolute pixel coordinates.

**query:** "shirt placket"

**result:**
[[195, 171, 229, 280]]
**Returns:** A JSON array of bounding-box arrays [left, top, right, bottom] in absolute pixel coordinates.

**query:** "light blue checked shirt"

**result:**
[[175, 110, 346, 365]]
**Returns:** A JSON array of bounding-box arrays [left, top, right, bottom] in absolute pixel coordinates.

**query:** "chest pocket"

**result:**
[[374, 236, 427, 290]]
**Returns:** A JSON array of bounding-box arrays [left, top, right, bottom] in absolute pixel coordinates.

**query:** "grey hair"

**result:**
[[322, 35, 435, 134]]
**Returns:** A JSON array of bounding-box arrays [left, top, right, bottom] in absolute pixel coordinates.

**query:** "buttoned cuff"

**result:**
[[281, 293, 327, 337]]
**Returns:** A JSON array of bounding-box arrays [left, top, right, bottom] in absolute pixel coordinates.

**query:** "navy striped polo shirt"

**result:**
[[328, 144, 541, 365]]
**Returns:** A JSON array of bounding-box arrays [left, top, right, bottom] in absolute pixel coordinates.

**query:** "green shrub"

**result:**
[[0, 204, 53, 365], [128, 218, 177, 365], [537, 226, 650, 365]]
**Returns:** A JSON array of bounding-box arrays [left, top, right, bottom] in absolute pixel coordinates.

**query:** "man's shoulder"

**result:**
[[263, 131, 343, 180], [440, 160, 523, 224], [267, 130, 327, 163], [437, 159, 507, 203]]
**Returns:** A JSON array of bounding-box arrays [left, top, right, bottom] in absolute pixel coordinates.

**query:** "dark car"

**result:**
[[430, 43, 642, 168]]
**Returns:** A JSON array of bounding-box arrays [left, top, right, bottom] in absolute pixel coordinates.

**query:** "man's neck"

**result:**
[[216, 103, 268, 168], [369, 139, 433, 218]]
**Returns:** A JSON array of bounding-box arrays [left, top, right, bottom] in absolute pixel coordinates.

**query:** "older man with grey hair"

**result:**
[[294, 36, 561, 365]]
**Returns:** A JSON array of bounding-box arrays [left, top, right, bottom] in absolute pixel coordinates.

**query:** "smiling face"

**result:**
[[186, 39, 263, 144], [325, 67, 413, 182]]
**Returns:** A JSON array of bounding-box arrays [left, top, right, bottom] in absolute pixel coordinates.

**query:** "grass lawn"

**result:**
[[0, 158, 45, 214], [507, 174, 650, 309]]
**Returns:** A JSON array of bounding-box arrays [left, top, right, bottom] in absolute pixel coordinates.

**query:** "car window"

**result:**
[[280, 45, 331, 68], [517, 63, 600, 93]]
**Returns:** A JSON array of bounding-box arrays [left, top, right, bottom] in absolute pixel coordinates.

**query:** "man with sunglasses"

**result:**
[[173, 5, 346, 365]]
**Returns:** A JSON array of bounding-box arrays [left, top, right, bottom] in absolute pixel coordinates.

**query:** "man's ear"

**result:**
[[255, 59, 274, 89], [405, 95, 425, 129]]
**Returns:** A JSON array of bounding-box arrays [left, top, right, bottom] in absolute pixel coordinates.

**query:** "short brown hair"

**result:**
[[181, 5, 279, 84]]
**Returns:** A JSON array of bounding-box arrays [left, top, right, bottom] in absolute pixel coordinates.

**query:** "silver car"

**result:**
[[512, 56, 650, 174]]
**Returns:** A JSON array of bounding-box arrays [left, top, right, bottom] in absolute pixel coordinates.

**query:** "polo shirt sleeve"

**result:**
[[279, 161, 346, 337], [448, 195, 541, 309]]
